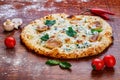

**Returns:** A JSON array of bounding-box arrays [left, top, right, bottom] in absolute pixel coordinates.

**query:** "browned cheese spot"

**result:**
[[67, 15, 75, 19], [65, 38, 70, 43], [76, 40, 83, 44]]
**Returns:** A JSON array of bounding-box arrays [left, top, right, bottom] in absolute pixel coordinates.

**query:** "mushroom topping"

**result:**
[[12, 18, 23, 29], [89, 34, 101, 42], [45, 38, 62, 49], [3, 19, 14, 31], [37, 26, 49, 32], [93, 21, 102, 29], [3, 18, 23, 31]]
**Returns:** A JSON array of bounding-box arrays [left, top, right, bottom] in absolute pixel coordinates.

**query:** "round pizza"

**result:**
[[20, 13, 113, 59]]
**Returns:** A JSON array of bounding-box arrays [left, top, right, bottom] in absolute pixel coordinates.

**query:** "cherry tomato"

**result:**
[[4, 36, 16, 48], [92, 58, 104, 70], [103, 55, 116, 67]]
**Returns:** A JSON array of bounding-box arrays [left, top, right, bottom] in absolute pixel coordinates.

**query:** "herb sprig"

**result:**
[[41, 34, 49, 41], [46, 60, 72, 69], [45, 20, 56, 26], [66, 27, 77, 37]]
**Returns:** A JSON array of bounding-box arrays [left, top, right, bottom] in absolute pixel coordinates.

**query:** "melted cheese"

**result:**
[[26, 14, 104, 54]]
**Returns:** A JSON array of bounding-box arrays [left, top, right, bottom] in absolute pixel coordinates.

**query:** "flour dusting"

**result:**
[[13, 58, 22, 66], [0, 4, 18, 19], [54, 0, 63, 2], [81, 0, 89, 2], [2, 56, 12, 64], [23, 3, 57, 12]]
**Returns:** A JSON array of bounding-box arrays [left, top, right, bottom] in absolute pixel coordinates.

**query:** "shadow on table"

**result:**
[[91, 67, 115, 78]]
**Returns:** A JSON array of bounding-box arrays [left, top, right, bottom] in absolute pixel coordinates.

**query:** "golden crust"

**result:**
[[20, 13, 113, 59]]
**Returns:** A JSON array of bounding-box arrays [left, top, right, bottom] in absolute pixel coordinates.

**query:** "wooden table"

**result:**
[[0, 0, 120, 80]]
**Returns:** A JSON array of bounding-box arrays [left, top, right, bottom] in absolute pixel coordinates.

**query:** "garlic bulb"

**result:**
[[12, 18, 23, 29], [3, 19, 14, 31]]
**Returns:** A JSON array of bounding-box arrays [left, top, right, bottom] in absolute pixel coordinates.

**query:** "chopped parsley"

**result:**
[[41, 34, 49, 41], [66, 27, 77, 37], [45, 20, 56, 26]]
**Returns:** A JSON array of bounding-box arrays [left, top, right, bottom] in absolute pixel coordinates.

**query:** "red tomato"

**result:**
[[4, 36, 16, 48], [92, 58, 104, 70], [103, 55, 116, 67]]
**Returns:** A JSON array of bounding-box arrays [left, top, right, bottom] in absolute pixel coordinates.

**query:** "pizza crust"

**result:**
[[20, 13, 113, 59]]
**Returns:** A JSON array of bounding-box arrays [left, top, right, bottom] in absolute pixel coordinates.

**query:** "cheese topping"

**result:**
[[25, 14, 105, 54]]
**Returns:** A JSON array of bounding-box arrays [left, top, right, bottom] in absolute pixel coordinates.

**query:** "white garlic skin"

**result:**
[[3, 19, 14, 31]]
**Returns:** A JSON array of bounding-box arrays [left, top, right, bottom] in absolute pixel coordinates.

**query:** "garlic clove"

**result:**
[[3, 19, 14, 31], [12, 18, 23, 29]]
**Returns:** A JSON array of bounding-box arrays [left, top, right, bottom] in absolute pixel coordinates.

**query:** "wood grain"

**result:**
[[0, 0, 120, 80]]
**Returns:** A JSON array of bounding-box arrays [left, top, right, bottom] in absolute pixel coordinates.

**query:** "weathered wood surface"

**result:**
[[0, 0, 120, 80]]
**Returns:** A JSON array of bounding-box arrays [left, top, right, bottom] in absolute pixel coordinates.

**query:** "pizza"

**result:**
[[20, 13, 113, 59]]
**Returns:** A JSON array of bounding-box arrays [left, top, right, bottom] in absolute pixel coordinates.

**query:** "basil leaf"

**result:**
[[66, 27, 77, 37], [46, 60, 60, 65], [91, 28, 103, 33], [46, 60, 72, 69], [45, 20, 56, 26], [41, 34, 49, 41], [59, 62, 72, 69]]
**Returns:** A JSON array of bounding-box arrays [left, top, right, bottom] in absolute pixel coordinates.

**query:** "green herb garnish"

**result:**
[[45, 20, 56, 26], [66, 27, 77, 37], [41, 34, 49, 41], [46, 60, 60, 65], [91, 28, 103, 33], [59, 62, 72, 69], [46, 60, 72, 69]]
